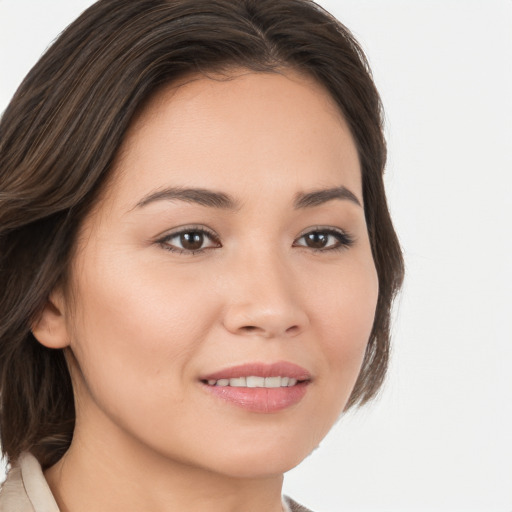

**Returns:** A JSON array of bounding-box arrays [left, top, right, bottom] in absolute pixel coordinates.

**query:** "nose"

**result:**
[[221, 252, 310, 339]]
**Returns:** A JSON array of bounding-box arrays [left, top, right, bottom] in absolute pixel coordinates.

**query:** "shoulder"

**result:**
[[284, 495, 315, 512], [0, 453, 60, 512], [0, 461, 34, 512]]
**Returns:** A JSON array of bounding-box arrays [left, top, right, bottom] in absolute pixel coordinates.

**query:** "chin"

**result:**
[[196, 435, 318, 479], [209, 453, 307, 479]]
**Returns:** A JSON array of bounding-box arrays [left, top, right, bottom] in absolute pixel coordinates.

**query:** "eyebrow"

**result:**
[[134, 185, 361, 210], [135, 187, 240, 210], [294, 186, 362, 209]]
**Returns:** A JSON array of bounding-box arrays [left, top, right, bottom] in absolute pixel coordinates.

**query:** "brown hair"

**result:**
[[0, 0, 404, 469]]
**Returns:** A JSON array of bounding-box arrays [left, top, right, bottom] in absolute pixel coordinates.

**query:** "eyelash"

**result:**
[[293, 227, 355, 252], [157, 226, 355, 255], [157, 225, 220, 255]]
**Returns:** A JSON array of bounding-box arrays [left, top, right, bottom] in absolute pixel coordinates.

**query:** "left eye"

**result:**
[[159, 229, 220, 253], [294, 229, 354, 251]]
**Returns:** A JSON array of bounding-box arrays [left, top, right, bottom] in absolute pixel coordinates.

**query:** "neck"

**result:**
[[44, 416, 285, 512]]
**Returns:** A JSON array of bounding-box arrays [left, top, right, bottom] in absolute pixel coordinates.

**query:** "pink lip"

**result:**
[[200, 361, 311, 414]]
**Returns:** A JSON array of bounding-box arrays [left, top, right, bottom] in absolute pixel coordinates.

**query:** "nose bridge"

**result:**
[[222, 244, 309, 338], [244, 247, 292, 303]]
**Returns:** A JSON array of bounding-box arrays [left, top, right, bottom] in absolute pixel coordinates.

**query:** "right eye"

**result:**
[[158, 227, 221, 254]]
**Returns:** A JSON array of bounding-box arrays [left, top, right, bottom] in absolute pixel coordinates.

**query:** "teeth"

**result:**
[[246, 376, 265, 387], [265, 376, 281, 388], [208, 376, 300, 388]]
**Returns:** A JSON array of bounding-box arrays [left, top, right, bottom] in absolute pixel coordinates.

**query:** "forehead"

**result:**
[[108, 69, 361, 210]]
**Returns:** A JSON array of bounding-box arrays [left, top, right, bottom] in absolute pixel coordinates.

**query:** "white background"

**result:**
[[1, 1, 511, 511]]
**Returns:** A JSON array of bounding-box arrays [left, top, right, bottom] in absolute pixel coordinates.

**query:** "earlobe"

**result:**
[[31, 288, 70, 349]]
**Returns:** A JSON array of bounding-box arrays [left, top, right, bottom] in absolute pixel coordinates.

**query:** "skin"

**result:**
[[34, 69, 379, 512]]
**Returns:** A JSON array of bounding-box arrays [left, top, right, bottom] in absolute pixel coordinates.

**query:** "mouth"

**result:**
[[200, 362, 311, 413], [203, 376, 302, 388]]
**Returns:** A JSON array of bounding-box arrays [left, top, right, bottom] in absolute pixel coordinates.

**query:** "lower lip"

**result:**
[[202, 382, 309, 413]]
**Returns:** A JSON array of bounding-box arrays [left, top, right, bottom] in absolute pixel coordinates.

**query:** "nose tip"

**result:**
[[222, 287, 309, 339]]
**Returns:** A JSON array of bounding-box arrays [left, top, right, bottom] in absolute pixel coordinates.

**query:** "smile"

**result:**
[[200, 362, 311, 413], [206, 376, 299, 388]]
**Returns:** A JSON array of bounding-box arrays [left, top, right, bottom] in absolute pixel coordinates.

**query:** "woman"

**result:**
[[0, 0, 404, 510]]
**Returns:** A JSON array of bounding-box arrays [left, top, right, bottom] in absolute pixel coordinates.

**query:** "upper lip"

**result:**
[[201, 361, 312, 382]]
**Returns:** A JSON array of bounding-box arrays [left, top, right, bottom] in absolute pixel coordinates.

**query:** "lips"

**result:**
[[200, 361, 311, 413]]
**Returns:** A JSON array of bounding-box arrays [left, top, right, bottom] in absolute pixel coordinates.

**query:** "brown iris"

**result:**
[[180, 232, 204, 251], [304, 232, 329, 249]]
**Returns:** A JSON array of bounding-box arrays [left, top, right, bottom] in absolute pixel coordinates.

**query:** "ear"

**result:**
[[31, 287, 70, 349]]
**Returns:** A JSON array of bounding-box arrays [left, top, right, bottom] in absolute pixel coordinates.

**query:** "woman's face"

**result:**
[[59, 70, 378, 477]]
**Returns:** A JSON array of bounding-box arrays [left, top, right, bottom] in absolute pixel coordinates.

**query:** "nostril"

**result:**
[[238, 324, 301, 337], [285, 325, 300, 336]]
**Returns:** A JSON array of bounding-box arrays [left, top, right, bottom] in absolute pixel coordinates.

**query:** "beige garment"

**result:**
[[0, 452, 311, 512], [0, 452, 59, 512]]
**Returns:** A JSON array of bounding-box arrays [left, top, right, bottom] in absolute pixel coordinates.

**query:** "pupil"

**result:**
[[306, 232, 328, 248], [180, 232, 204, 250]]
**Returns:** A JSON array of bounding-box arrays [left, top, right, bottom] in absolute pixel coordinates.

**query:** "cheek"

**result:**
[[311, 245, 378, 345], [322, 268, 378, 357], [307, 253, 378, 421], [66, 251, 221, 412]]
